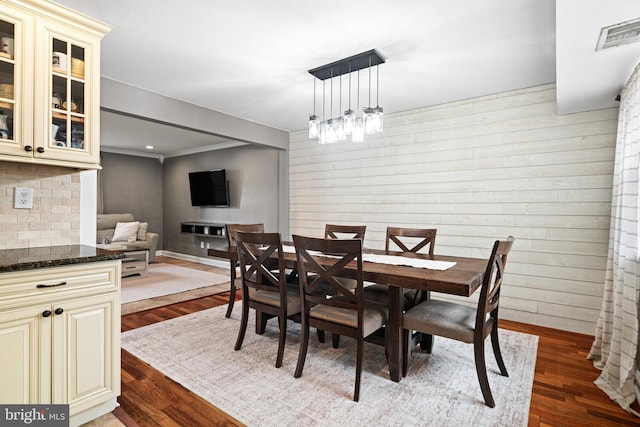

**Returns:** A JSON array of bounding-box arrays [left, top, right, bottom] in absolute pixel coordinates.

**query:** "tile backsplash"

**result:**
[[0, 161, 81, 249]]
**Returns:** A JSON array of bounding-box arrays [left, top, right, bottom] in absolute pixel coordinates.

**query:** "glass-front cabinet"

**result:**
[[0, 8, 31, 160], [0, 0, 109, 169], [0, 21, 15, 142]]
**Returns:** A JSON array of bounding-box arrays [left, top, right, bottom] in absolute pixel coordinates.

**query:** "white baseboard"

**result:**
[[157, 250, 230, 269]]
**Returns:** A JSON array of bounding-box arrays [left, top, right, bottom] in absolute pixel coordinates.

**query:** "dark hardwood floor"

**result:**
[[115, 256, 640, 427]]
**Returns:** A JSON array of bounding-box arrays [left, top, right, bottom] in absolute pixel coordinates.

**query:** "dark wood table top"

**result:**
[[208, 245, 486, 297]]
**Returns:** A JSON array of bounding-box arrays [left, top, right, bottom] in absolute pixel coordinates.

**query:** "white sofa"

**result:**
[[96, 213, 159, 263]]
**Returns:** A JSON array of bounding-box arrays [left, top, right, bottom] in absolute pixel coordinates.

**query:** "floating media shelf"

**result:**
[[180, 222, 226, 238]]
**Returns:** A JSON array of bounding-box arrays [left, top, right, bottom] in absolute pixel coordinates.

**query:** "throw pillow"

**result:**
[[112, 221, 139, 243], [137, 222, 148, 241]]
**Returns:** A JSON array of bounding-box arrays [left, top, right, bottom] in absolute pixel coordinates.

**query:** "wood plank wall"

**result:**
[[288, 83, 618, 335]]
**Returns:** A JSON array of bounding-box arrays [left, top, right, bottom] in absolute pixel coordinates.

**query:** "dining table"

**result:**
[[208, 243, 488, 383]]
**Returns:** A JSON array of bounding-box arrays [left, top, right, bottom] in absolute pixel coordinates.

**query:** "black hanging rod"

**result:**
[[308, 49, 385, 81]]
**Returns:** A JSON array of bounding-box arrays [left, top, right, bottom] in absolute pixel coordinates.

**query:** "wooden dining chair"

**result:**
[[364, 226, 437, 307], [361, 227, 438, 354], [322, 224, 367, 347], [225, 223, 264, 318], [402, 236, 515, 407], [292, 235, 388, 402], [234, 231, 301, 368]]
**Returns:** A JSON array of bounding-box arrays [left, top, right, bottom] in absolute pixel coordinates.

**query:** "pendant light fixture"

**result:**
[[308, 78, 319, 139], [343, 64, 355, 136], [362, 55, 376, 135], [373, 64, 383, 133], [319, 79, 328, 144], [307, 49, 385, 144], [352, 69, 364, 143]]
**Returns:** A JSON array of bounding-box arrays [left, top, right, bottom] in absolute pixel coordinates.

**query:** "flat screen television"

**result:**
[[188, 169, 230, 207]]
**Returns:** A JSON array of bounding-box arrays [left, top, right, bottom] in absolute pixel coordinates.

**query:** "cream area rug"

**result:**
[[121, 263, 230, 306], [121, 305, 538, 426]]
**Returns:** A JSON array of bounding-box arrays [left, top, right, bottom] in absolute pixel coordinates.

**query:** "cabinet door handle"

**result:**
[[24, 145, 33, 152], [36, 281, 68, 288], [54, 308, 64, 315], [42, 310, 52, 318], [36, 147, 45, 153]]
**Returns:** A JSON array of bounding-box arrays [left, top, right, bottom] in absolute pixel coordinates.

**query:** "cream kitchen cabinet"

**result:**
[[0, 0, 109, 169], [0, 260, 121, 427]]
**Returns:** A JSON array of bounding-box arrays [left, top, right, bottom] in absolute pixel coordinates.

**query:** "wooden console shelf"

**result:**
[[181, 222, 227, 238]]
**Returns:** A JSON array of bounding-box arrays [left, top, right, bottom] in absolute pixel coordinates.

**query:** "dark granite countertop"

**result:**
[[0, 245, 126, 273]]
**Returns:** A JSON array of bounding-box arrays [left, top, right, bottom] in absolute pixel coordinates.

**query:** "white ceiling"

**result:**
[[53, 0, 640, 156]]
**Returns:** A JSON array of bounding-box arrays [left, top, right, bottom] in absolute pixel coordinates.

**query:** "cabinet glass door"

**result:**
[[50, 37, 86, 152], [0, 19, 15, 144]]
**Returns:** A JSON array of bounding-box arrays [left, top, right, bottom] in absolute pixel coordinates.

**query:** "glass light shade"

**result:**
[[343, 109, 355, 135], [319, 121, 328, 144], [373, 106, 383, 133], [326, 119, 337, 143], [363, 107, 376, 135], [352, 118, 364, 142], [308, 114, 320, 139], [336, 117, 346, 141]]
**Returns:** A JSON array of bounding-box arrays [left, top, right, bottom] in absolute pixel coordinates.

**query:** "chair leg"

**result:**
[[317, 329, 325, 343], [226, 263, 238, 318], [255, 310, 268, 334], [491, 325, 509, 377], [332, 333, 341, 349], [234, 298, 249, 351], [294, 318, 310, 378], [225, 280, 236, 318], [354, 336, 363, 402], [474, 338, 495, 408], [420, 333, 434, 353], [275, 313, 286, 368], [402, 328, 411, 377]]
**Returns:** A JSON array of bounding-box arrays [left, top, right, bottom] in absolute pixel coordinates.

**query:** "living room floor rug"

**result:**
[[121, 263, 230, 305], [121, 304, 538, 426]]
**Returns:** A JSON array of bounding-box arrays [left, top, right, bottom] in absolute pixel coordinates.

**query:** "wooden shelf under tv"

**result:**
[[180, 222, 227, 238]]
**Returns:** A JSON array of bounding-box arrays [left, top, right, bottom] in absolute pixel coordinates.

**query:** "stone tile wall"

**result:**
[[0, 161, 81, 249]]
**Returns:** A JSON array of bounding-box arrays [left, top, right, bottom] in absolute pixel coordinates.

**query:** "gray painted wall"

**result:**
[[162, 145, 281, 258], [100, 153, 164, 247], [100, 145, 282, 257]]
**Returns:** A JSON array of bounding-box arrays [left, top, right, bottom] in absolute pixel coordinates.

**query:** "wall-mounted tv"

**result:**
[[188, 169, 230, 207]]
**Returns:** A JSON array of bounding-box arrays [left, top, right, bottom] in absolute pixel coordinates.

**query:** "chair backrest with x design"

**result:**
[[324, 224, 366, 241], [294, 235, 363, 309], [226, 223, 265, 248], [385, 226, 437, 256], [236, 231, 286, 298]]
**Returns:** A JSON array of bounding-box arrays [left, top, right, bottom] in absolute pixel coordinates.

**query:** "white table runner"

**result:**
[[361, 253, 455, 270], [281, 245, 456, 270]]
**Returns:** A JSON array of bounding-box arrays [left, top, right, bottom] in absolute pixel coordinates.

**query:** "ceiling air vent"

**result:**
[[597, 18, 640, 50]]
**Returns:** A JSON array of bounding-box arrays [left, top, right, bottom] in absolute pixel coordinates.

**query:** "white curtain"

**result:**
[[588, 62, 640, 416]]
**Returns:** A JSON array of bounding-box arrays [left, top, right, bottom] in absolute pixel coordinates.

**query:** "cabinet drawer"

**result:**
[[0, 261, 121, 309]]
